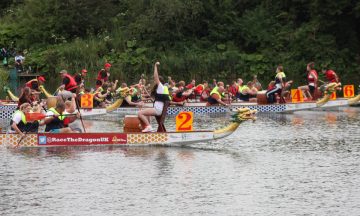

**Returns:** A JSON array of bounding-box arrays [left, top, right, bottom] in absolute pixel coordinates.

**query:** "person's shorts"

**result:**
[[155, 107, 163, 116], [49, 129, 61, 133]]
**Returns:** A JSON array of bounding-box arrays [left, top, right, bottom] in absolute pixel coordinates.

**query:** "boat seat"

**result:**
[[155, 100, 170, 132]]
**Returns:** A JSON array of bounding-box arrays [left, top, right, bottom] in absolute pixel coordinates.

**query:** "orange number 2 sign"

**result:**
[[176, 112, 193, 132], [81, 93, 94, 108], [343, 85, 354, 98], [291, 89, 304, 103]]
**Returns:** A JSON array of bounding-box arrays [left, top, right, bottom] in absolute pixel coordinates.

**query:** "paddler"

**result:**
[[10, 103, 40, 136], [25, 75, 46, 93], [117, 86, 144, 107], [74, 69, 88, 87], [58, 69, 78, 94], [96, 63, 111, 89], [171, 81, 193, 105], [42, 100, 76, 133], [138, 61, 170, 133], [320, 67, 341, 92], [237, 81, 257, 102], [193, 81, 208, 101], [266, 65, 286, 103], [298, 62, 318, 100], [17, 87, 36, 109], [206, 85, 228, 106]]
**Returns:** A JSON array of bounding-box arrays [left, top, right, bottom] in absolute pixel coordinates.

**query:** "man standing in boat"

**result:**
[[59, 70, 78, 94], [138, 61, 170, 133]]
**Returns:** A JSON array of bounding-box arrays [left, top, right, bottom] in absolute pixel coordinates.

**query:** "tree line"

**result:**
[[0, 0, 359, 90]]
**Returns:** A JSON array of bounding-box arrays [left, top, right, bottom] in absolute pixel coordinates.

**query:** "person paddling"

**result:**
[[298, 62, 318, 100], [59, 70, 78, 94], [42, 100, 76, 133], [138, 62, 170, 133], [206, 85, 228, 106], [320, 67, 341, 93], [10, 103, 40, 136], [266, 65, 286, 103]]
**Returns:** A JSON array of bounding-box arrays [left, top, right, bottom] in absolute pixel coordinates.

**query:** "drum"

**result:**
[[256, 90, 267, 105], [123, 115, 146, 132], [47, 96, 57, 109]]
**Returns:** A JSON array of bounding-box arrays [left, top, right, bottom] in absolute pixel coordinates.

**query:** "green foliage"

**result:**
[[0, 67, 9, 98], [0, 0, 359, 90]]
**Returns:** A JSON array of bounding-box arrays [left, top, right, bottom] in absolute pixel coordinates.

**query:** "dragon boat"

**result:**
[[0, 108, 256, 148], [1, 83, 359, 120]]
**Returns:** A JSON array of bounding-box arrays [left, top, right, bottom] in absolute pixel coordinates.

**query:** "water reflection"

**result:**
[[1, 107, 360, 215]]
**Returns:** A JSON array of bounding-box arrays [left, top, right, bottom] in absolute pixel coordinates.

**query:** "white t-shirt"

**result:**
[[154, 83, 165, 115], [12, 112, 23, 124], [15, 55, 25, 63]]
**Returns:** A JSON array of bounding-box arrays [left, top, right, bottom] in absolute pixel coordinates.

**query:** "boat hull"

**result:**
[[0, 132, 217, 148]]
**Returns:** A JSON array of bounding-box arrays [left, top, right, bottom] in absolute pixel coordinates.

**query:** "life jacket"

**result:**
[[154, 86, 170, 102], [63, 74, 78, 91], [237, 85, 250, 101], [26, 79, 38, 89], [228, 85, 238, 96], [200, 89, 210, 102], [44, 107, 66, 132], [307, 70, 318, 85], [94, 91, 106, 102], [130, 88, 142, 102], [194, 84, 204, 95], [10, 110, 27, 132], [96, 69, 108, 81], [207, 87, 221, 105], [172, 90, 187, 102], [131, 94, 141, 102], [325, 70, 338, 83], [238, 85, 249, 94], [275, 72, 286, 84]]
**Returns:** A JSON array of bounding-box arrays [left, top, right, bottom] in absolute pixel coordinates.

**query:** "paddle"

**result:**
[[25, 112, 77, 121], [142, 85, 154, 103], [75, 99, 87, 133], [53, 86, 61, 96], [16, 121, 39, 147]]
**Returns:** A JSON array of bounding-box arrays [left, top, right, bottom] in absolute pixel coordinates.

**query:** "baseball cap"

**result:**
[[38, 76, 46, 82], [81, 69, 88, 73], [104, 63, 112, 68], [59, 70, 68, 74]]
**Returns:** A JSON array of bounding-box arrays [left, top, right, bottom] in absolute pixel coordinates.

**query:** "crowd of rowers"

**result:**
[[10, 61, 342, 134]]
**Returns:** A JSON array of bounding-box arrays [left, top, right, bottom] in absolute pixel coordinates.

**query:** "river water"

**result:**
[[1, 107, 360, 216]]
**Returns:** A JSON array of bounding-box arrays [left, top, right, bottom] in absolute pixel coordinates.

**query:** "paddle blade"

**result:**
[[25, 113, 46, 121]]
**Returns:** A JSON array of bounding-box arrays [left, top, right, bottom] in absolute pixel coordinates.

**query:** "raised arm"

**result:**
[[334, 72, 339, 83], [154, 62, 160, 85]]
